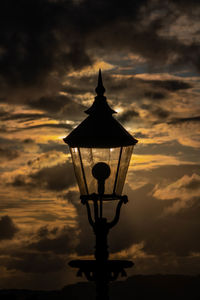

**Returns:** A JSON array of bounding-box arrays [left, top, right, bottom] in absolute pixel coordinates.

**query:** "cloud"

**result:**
[[119, 182, 200, 257], [6, 252, 66, 274], [168, 116, 200, 125], [27, 122, 71, 130], [0, 0, 198, 100], [0, 215, 19, 240], [134, 132, 149, 139], [0, 0, 199, 289], [0, 94, 87, 127], [6, 122, 72, 133], [39, 140, 66, 153], [30, 161, 76, 191], [133, 141, 200, 165], [0, 147, 19, 161], [144, 91, 166, 100], [153, 173, 200, 213], [64, 190, 95, 256], [117, 109, 139, 123], [141, 104, 170, 122], [22, 138, 40, 153], [29, 94, 87, 119], [63, 163, 200, 259], [0, 112, 46, 122], [106, 76, 190, 102], [148, 79, 192, 91], [0, 224, 78, 276], [130, 153, 188, 171], [0, 0, 92, 90], [12, 161, 76, 191], [28, 225, 78, 254], [154, 173, 200, 200], [28, 151, 67, 169]]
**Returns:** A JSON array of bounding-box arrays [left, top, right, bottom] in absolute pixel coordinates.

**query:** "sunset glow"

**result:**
[[0, 0, 200, 291]]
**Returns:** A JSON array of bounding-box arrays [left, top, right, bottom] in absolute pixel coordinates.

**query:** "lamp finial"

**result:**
[[95, 69, 105, 96]]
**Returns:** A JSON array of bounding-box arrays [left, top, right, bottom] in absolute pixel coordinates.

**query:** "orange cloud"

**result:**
[[153, 173, 200, 214]]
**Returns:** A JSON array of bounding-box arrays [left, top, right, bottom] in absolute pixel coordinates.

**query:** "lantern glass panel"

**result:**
[[114, 145, 133, 195], [70, 145, 134, 196], [70, 147, 87, 195], [81, 147, 120, 195]]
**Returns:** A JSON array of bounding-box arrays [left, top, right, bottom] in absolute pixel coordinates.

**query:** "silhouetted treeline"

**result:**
[[0, 274, 200, 300]]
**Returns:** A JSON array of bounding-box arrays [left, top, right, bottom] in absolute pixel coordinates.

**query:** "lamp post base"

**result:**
[[69, 195, 132, 299], [69, 259, 134, 300]]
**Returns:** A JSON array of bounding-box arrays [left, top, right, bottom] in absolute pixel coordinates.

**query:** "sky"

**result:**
[[0, 0, 200, 290]]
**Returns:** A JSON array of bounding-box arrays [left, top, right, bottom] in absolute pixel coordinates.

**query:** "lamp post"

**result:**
[[64, 70, 138, 300]]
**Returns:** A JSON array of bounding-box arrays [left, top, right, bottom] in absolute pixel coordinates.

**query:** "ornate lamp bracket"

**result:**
[[80, 194, 128, 226]]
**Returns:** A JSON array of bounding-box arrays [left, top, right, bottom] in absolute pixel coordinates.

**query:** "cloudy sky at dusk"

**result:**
[[0, 0, 200, 290]]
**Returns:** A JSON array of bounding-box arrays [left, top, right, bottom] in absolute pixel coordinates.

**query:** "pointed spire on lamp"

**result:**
[[85, 69, 116, 116], [95, 69, 105, 96]]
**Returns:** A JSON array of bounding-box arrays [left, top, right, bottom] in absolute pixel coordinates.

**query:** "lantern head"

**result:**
[[64, 70, 138, 198]]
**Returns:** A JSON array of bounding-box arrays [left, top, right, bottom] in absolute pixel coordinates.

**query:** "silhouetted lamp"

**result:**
[[64, 70, 137, 206], [64, 70, 137, 300]]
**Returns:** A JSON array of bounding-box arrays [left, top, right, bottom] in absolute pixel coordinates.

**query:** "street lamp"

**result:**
[[64, 70, 137, 300]]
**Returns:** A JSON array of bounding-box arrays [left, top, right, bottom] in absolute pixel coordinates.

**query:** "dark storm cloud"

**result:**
[[168, 116, 200, 124], [67, 74, 190, 105], [23, 138, 36, 144], [141, 103, 170, 121], [117, 109, 139, 123], [39, 140, 67, 153], [171, 0, 200, 12], [134, 141, 200, 160], [64, 190, 95, 256], [144, 91, 166, 100], [12, 161, 76, 191], [0, 215, 19, 240], [29, 94, 86, 118], [0, 137, 41, 159], [18, 122, 72, 131], [0, 224, 76, 275], [0, 96, 86, 125], [0, 107, 9, 118], [1, 112, 47, 122], [110, 179, 200, 256], [6, 252, 65, 273], [109, 163, 200, 255], [0, 147, 19, 161], [184, 177, 200, 190], [142, 200, 200, 257], [0, 0, 199, 98], [30, 162, 76, 191], [0, 137, 21, 150], [0, 94, 87, 123], [37, 225, 58, 238], [176, 173, 200, 190], [134, 132, 149, 138], [28, 225, 77, 254], [148, 80, 192, 92], [0, 0, 92, 89], [0, 104, 46, 122], [151, 107, 170, 119], [4, 122, 72, 133], [131, 164, 200, 189]]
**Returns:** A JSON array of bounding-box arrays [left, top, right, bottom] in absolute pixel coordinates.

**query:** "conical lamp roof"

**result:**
[[64, 70, 138, 148]]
